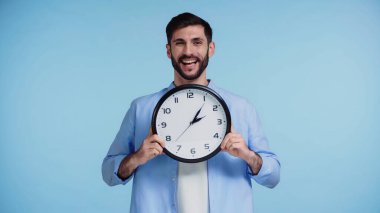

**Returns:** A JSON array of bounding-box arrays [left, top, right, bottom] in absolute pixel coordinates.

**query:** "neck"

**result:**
[[174, 71, 209, 86]]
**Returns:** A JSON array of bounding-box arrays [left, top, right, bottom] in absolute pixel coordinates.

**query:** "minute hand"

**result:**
[[190, 103, 205, 125], [174, 124, 191, 142], [175, 103, 206, 142]]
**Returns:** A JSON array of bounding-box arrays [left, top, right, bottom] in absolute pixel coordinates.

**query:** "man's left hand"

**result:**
[[220, 126, 249, 158], [220, 126, 263, 175]]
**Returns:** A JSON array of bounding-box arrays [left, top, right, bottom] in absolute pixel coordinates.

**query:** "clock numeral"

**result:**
[[204, 144, 210, 149], [203, 96, 206, 102], [162, 108, 171, 114], [213, 133, 219, 138], [174, 97, 178, 103], [166, 136, 171, 141], [190, 148, 196, 154], [187, 92, 194, 98], [213, 105, 218, 111], [177, 145, 182, 151], [217, 119, 222, 125], [161, 122, 167, 128]]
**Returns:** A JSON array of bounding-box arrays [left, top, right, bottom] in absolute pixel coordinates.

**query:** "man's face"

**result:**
[[166, 25, 215, 81]]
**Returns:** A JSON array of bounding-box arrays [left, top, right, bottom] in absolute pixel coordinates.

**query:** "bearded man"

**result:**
[[102, 12, 280, 213]]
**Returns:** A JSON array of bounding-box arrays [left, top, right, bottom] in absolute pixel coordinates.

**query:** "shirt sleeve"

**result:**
[[102, 100, 137, 186], [246, 103, 281, 188]]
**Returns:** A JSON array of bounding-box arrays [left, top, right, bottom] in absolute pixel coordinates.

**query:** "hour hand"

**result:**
[[190, 103, 205, 125], [190, 115, 206, 125]]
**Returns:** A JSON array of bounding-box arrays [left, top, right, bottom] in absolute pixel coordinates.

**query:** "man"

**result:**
[[102, 12, 280, 213]]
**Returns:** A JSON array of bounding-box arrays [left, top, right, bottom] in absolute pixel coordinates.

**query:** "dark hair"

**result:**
[[166, 12, 213, 44]]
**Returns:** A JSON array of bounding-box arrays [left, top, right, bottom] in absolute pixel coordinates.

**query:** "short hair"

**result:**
[[166, 12, 213, 44]]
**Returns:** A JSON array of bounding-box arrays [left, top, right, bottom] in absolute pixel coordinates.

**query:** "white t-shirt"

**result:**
[[177, 161, 209, 213]]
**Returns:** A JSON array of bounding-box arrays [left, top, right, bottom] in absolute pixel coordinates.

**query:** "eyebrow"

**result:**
[[172, 37, 205, 43], [191, 37, 204, 42], [173, 38, 185, 43]]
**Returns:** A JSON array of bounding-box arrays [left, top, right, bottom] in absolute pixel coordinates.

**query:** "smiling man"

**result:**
[[168, 24, 213, 85], [102, 12, 280, 213]]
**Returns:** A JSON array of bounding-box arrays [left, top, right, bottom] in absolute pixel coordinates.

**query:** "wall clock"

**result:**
[[152, 84, 231, 163]]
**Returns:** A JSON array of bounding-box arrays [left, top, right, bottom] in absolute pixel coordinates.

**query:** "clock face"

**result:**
[[152, 84, 231, 163]]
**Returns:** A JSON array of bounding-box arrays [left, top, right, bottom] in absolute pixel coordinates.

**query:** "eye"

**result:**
[[174, 41, 185, 46], [193, 40, 203, 46]]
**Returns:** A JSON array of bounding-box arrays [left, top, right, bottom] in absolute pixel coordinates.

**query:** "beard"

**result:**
[[170, 50, 209, 81]]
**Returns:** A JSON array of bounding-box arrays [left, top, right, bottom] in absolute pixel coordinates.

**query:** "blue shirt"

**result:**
[[102, 81, 280, 213]]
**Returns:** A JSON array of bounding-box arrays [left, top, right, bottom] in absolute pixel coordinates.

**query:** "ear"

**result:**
[[166, 44, 172, 59], [208, 41, 215, 58]]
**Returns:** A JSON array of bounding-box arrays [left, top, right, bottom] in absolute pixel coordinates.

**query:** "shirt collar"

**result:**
[[167, 79, 215, 91]]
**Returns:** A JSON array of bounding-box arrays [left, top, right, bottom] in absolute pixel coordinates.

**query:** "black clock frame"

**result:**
[[151, 84, 231, 163]]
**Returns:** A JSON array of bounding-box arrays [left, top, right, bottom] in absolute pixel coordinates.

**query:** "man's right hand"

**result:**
[[135, 128, 166, 165], [117, 128, 165, 180]]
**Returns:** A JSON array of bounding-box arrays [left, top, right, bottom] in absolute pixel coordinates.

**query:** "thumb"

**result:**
[[148, 127, 153, 136], [231, 124, 237, 133]]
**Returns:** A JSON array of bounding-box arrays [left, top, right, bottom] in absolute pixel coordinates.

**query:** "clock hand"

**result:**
[[175, 124, 191, 142], [191, 103, 205, 124], [190, 115, 206, 125], [175, 103, 206, 142]]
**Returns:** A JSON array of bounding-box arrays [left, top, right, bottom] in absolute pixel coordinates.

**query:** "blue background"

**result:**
[[1, 1, 379, 212]]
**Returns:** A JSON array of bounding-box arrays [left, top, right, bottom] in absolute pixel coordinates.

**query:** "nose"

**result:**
[[183, 43, 194, 56]]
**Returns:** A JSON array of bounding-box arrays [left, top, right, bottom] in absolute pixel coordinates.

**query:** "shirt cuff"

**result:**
[[113, 155, 133, 185], [249, 155, 281, 188], [247, 153, 270, 177]]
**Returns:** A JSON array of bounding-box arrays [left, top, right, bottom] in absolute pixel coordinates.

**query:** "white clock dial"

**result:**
[[152, 85, 231, 163]]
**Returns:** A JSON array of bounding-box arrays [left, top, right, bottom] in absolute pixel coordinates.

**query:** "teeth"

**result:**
[[182, 59, 197, 64]]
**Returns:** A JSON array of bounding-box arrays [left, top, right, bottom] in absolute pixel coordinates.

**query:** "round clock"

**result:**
[[152, 84, 231, 163]]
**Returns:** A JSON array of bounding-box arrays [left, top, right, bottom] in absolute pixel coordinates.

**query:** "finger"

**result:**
[[151, 135, 166, 148], [145, 138, 164, 151], [146, 134, 159, 144], [220, 133, 233, 150], [231, 124, 237, 133], [150, 148, 160, 157], [225, 137, 235, 150], [154, 146, 165, 156], [152, 142, 164, 153], [227, 141, 241, 151], [148, 127, 153, 136], [225, 135, 242, 149], [221, 133, 239, 150]]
